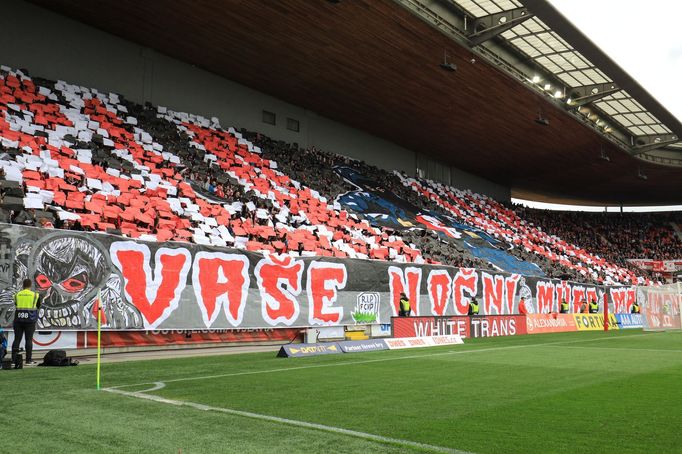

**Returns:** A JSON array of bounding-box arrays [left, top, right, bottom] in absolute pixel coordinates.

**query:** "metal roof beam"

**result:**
[[504, 28, 549, 40], [533, 48, 578, 59], [468, 8, 534, 46], [552, 68, 606, 81], [568, 83, 618, 98], [631, 134, 680, 155], [622, 122, 665, 129], [607, 109, 653, 116], [567, 84, 620, 107]]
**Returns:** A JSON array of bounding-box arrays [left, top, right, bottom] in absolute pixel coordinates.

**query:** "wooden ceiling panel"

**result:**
[[27, 0, 682, 204]]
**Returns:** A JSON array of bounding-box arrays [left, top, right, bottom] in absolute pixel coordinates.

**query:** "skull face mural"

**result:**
[[1, 232, 142, 329]]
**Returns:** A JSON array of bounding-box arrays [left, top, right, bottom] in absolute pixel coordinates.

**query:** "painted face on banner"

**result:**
[[28, 235, 108, 327]]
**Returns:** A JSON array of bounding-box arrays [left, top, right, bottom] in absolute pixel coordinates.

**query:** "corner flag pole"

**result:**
[[96, 290, 102, 390]]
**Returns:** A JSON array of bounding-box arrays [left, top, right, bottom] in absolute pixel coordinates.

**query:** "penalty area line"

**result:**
[[104, 385, 469, 454]]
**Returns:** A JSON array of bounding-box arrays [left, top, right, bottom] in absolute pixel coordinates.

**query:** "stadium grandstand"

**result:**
[[1, 0, 681, 453]]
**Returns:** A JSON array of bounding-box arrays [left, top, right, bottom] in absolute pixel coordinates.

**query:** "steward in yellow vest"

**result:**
[[589, 300, 599, 313], [399, 293, 411, 317], [468, 299, 479, 316], [12, 279, 42, 367], [560, 300, 569, 313], [631, 302, 640, 314]]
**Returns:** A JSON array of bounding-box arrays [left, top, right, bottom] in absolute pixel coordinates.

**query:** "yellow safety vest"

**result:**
[[470, 302, 479, 315], [561, 302, 569, 312], [400, 298, 410, 312], [589, 302, 598, 312], [632, 304, 640, 314], [15, 289, 39, 310]]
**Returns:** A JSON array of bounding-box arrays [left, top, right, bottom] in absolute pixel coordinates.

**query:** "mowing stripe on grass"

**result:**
[[554, 345, 682, 353], [107, 332, 656, 390], [104, 386, 469, 454]]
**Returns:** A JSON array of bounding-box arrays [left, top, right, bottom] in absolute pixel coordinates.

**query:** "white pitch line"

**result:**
[[106, 332, 657, 390], [104, 385, 469, 454]]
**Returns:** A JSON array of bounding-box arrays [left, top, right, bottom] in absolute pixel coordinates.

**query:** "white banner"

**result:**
[[628, 259, 682, 273]]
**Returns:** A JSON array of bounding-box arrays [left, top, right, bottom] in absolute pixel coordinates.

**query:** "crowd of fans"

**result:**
[[246, 132, 496, 269], [0, 67, 424, 262], [1, 64, 680, 285], [246, 132, 608, 281], [514, 207, 680, 280]]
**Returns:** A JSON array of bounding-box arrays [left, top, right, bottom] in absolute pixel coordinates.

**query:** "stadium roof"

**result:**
[[26, 0, 682, 205], [441, 0, 681, 150]]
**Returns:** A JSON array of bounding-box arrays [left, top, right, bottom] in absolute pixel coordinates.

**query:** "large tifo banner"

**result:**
[[0, 224, 635, 331]]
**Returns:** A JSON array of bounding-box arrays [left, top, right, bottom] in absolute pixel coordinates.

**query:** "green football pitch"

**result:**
[[5, 330, 682, 453]]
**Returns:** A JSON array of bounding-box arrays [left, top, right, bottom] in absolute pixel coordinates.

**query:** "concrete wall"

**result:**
[[0, 0, 510, 200]]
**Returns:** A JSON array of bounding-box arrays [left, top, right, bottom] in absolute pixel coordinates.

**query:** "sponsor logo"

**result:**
[[392, 316, 469, 338], [430, 335, 464, 345], [615, 314, 643, 329], [289, 344, 338, 354], [384, 335, 464, 350], [338, 340, 388, 353], [384, 337, 429, 349], [352, 292, 381, 324], [277, 342, 343, 357], [469, 316, 527, 338], [572, 314, 620, 331], [526, 314, 577, 334]]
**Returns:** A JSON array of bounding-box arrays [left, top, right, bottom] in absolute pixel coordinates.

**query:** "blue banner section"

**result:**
[[466, 244, 542, 276], [333, 166, 544, 277], [277, 342, 342, 358], [615, 313, 643, 329], [338, 339, 388, 353]]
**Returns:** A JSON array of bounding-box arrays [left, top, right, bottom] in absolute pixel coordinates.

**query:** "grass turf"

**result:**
[[3, 330, 681, 453]]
